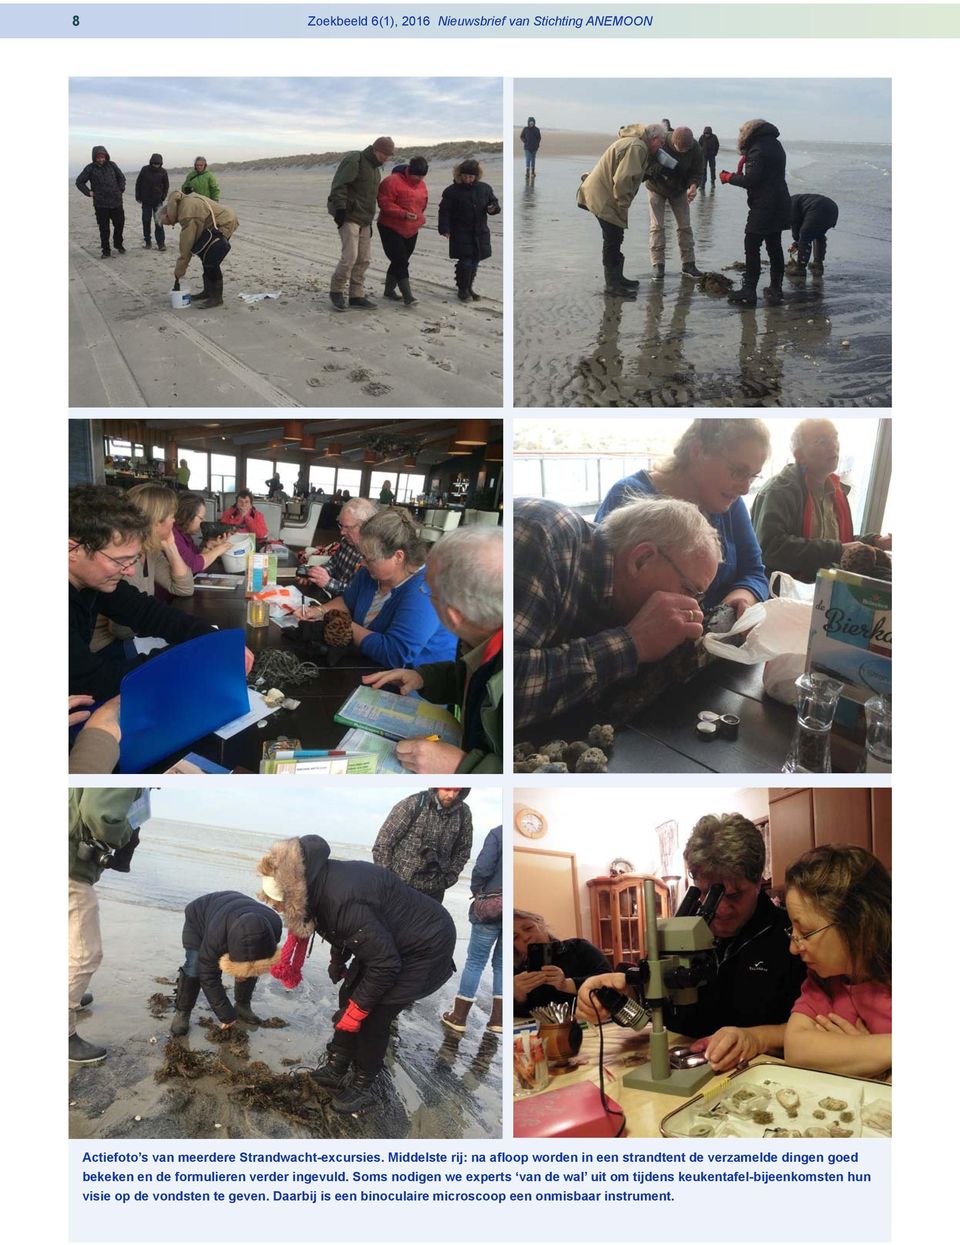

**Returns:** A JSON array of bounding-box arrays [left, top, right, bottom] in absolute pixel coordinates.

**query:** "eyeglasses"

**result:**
[[786, 922, 836, 947], [71, 542, 143, 571], [656, 547, 706, 603], [719, 456, 762, 485], [337, 523, 360, 534]]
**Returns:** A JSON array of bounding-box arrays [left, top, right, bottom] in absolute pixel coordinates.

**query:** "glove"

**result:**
[[719, 170, 732, 185], [335, 999, 369, 1033], [328, 949, 348, 983], [334, 209, 347, 227], [173, 278, 180, 291]]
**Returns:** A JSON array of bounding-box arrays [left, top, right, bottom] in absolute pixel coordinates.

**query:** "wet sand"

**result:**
[[69, 819, 502, 1141], [69, 159, 503, 408], [514, 136, 891, 408]]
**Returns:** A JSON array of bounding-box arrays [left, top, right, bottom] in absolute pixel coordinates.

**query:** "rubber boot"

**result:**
[[331, 1068, 380, 1114], [727, 281, 759, 307], [349, 294, 377, 308], [682, 261, 703, 279], [202, 273, 224, 309], [234, 977, 262, 1026], [650, 262, 665, 281], [467, 278, 481, 302], [441, 996, 474, 1033], [398, 278, 418, 306], [615, 258, 640, 289], [191, 270, 213, 306], [383, 274, 402, 301], [329, 291, 348, 312], [69, 1033, 107, 1064], [764, 280, 784, 305], [811, 237, 826, 274], [170, 968, 201, 1037], [144, 238, 152, 249], [603, 266, 637, 298], [310, 1047, 353, 1090], [455, 263, 471, 301], [486, 996, 503, 1035]]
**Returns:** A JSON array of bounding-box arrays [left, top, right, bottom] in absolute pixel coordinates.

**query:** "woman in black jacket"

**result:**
[[437, 159, 501, 302], [169, 891, 282, 1036], [721, 119, 792, 306], [257, 835, 456, 1114], [513, 909, 610, 1017]]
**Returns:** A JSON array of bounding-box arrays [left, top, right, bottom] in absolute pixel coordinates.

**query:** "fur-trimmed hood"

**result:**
[[453, 160, 484, 182], [219, 947, 282, 979], [738, 119, 780, 153], [258, 835, 328, 940]]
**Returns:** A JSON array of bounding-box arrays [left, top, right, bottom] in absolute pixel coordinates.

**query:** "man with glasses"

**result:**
[[577, 813, 806, 1074], [302, 497, 378, 598], [751, 418, 892, 582], [69, 485, 224, 702], [514, 495, 720, 730]]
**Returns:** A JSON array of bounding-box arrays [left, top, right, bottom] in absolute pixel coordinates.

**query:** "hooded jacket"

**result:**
[[182, 162, 220, 201], [328, 146, 384, 227], [726, 120, 791, 235], [377, 169, 428, 239], [75, 146, 126, 209], [182, 891, 282, 1024], [163, 190, 239, 280], [790, 193, 839, 241], [135, 156, 169, 207], [372, 789, 473, 899], [576, 125, 657, 229], [520, 124, 542, 152], [468, 824, 501, 923], [437, 163, 501, 261], [699, 128, 720, 160], [258, 836, 456, 1010]]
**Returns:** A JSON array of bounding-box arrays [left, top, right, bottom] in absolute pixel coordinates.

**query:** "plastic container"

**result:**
[[170, 288, 192, 309]]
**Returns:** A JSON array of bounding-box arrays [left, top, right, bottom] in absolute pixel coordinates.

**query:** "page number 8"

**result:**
[[72, 14, 79, 24]]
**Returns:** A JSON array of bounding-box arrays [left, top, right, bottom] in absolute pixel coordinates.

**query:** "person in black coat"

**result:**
[[134, 154, 170, 251], [169, 891, 283, 1036], [789, 193, 839, 275], [513, 909, 611, 1017], [520, 117, 542, 178], [437, 159, 501, 302], [257, 834, 456, 1114], [698, 126, 720, 187], [720, 119, 792, 306], [75, 144, 127, 258]]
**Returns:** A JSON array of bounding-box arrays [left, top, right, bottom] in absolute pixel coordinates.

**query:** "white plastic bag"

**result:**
[[701, 597, 812, 666]]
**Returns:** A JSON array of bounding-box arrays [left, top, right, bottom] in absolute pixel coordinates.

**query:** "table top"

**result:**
[[527, 659, 858, 775], [161, 572, 381, 773]]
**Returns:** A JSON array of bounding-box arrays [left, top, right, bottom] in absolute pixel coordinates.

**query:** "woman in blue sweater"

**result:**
[[298, 507, 457, 668], [594, 419, 771, 616]]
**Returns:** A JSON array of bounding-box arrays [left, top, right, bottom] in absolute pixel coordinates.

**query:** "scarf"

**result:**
[[800, 470, 853, 543], [271, 931, 309, 988]]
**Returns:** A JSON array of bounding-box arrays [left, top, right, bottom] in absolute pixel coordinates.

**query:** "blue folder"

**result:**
[[117, 629, 250, 773]]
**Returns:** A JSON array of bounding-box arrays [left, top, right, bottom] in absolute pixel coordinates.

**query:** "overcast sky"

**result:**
[[149, 785, 502, 853], [516, 78, 891, 144], [70, 77, 502, 170]]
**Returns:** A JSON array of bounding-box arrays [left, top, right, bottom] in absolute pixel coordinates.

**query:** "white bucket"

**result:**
[[170, 289, 192, 309]]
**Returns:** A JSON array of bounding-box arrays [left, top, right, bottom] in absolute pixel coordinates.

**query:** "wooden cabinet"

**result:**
[[768, 786, 892, 887], [587, 874, 670, 967]]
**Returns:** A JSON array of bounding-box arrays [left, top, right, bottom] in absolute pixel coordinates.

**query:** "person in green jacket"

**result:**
[[327, 135, 395, 311], [182, 155, 220, 201], [69, 788, 147, 1064], [361, 526, 503, 773]]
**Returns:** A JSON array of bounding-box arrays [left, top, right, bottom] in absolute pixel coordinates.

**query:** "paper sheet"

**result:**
[[214, 688, 281, 739], [133, 636, 168, 655]]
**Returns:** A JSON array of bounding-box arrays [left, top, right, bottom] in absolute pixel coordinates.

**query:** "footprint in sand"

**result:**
[[362, 382, 392, 397], [433, 359, 457, 373], [306, 377, 323, 388], [326, 345, 348, 353], [421, 322, 442, 335], [322, 363, 344, 372], [349, 368, 373, 383]]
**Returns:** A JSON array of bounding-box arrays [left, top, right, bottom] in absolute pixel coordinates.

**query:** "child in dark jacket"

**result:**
[[437, 159, 501, 301], [170, 891, 282, 1036]]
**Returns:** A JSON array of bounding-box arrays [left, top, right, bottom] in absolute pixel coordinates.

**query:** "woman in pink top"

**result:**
[[221, 488, 269, 542], [784, 845, 891, 1077], [377, 156, 429, 306]]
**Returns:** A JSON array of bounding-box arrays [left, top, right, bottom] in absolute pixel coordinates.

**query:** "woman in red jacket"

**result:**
[[221, 488, 269, 542], [377, 156, 429, 306]]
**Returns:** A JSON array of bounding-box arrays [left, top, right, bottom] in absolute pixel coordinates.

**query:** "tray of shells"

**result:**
[[659, 1062, 892, 1139]]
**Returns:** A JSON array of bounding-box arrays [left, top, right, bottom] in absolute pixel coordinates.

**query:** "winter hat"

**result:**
[[261, 875, 284, 903], [527, 117, 536, 124], [373, 136, 396, 156], [459, 159, 480, 177], [150, 153, 163, 165]]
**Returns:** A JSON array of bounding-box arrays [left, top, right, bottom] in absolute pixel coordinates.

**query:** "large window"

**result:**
[[177, 448, 208, 491], [274, 460, 300, 495], [245, 458, 274, 495], [309, 465, 337, 494], [396, 473, 426, 503], [209, 453, 236, 496], [336, 468, 362, 497]]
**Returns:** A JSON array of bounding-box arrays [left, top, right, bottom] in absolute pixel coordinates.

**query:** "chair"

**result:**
[[278, 502, 322, 548], [257, 501, 283, 541]]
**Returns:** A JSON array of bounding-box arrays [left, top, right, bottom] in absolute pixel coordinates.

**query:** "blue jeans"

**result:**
[[183, 948, 200, 977], [524, 148, 537, 171], [457, 921, 502, 998]]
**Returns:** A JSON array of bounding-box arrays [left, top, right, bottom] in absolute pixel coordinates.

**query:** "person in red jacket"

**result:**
[[377, 156, 429, 306], [221, 489, 269, 542]]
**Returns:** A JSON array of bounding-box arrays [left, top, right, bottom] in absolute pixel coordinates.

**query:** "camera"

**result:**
[[200, 520, 231, 542], [526, 939, 569, 971], [76, 837, 115, 870]]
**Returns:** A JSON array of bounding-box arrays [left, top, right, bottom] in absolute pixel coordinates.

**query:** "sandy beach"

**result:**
[[69, 154, 503, 408], [69, 818, 502, 1141], [514, 131, 891, 408]]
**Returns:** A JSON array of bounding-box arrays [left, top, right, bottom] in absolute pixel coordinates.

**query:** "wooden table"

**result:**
[[159, 572, 381, 773], [515, 1025, 771, 1138], [531, 660, 859, 774]]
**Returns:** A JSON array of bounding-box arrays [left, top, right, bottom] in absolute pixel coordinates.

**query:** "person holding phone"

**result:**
[[513, 909, 609, 1017]]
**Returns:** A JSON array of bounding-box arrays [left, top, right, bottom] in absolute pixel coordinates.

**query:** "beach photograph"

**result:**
[[68, 785, 504, 1140], [69, 78, 503, 408], [515, 79, 891, 408]]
